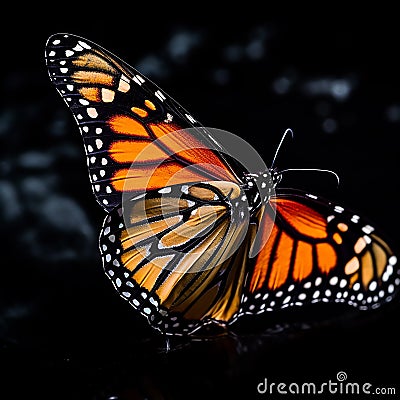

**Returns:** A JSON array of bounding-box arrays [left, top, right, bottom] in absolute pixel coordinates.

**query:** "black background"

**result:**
[[1, 11, 400, 399]]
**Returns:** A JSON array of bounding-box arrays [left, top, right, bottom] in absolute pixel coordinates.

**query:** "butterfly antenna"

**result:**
[[279, 168, 340, 187], [271, 128, 294, 169]]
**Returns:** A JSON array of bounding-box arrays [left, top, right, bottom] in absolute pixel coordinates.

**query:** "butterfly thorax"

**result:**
[[242, 170, 275, 215]]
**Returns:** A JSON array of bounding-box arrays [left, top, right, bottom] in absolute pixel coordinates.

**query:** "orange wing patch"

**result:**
[[72, 51, 118, 73], [111, 163, 211, 193], [316, 243, 337, 274], [272, 198, 328, 239], [267, 230, 293, 290], [108, 115, 150, 137], [292, 241, 313, 281], [106, 115, 237, 194], [109, 140, 165, 164], [249, 198, 338, 293]]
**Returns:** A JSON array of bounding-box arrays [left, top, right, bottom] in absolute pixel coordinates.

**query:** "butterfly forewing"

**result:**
[[45, 33, 238, 212]]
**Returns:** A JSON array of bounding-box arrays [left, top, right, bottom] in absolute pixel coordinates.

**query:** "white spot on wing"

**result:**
[[132, 75, 142, 85], [363, 235, 372, 244], [159, 187, 172, 194], [78, 40, 91, 49], [362, 225, 374, 234], [155, 90, 166, 101], [95, 139, 103, 149], [181, 185, 189, 194], [87, 108, 98, 118], [329, 276, 338, 286], [164, 113, 173, 123], [334, 205, 344, 213], [149, 297, 158, 306]]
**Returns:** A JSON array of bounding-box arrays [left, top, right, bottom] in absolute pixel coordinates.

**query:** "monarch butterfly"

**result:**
[[45, 33, 399, 336]]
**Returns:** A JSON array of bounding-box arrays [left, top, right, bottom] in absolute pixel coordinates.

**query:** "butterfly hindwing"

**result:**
[[99, 180, 252, 335], [240, 189, 399, 317]]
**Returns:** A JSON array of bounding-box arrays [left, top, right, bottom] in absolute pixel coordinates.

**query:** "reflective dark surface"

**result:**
[[1, 16, 400, 399]]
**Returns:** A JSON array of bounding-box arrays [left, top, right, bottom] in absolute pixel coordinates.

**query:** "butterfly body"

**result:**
[[45, 33, 399, 336]]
